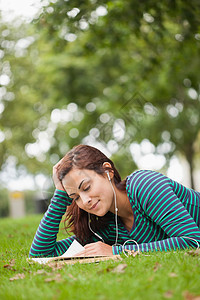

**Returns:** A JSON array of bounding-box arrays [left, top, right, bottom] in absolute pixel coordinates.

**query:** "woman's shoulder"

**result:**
[[125, 170, 172, 209], [127, 169, 160, 181], [126, 169, 170, 191]]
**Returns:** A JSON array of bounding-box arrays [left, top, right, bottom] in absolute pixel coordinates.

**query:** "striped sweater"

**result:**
[[29, 170, 200, 257]]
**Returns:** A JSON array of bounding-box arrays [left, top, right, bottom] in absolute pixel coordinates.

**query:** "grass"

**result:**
[[0, 215, 200, 300]]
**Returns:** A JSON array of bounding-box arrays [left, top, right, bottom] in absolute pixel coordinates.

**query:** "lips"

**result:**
[[90, 200, 100, 210]]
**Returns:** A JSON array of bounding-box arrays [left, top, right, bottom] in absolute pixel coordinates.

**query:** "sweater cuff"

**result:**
[[112, 245, 123, 255]]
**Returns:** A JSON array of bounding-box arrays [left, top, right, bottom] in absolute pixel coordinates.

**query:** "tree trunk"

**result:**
[[186, 148, 195, 190]]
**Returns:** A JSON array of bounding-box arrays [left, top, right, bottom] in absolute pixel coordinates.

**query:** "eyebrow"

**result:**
[[69, 179, 85, 196], [78, 179, 85, 189]]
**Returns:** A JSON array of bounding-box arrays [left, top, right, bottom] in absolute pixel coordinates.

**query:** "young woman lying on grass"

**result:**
[[29, 144, 200, 257]]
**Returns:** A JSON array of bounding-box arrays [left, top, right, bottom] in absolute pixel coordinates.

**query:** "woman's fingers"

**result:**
[[54, 157, 65, 169], [52, 158, 65, 191], [74, 242, 113, 257]]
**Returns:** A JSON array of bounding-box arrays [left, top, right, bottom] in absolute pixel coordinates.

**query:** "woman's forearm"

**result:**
[[29, 189, 74, 257], [112, 234, 200, 255]]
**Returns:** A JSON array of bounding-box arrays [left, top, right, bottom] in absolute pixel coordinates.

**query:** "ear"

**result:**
[[102, 162, 114, 180]]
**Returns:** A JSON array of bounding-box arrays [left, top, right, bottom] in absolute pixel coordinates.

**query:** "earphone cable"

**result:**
[[88, 213, 105, 243], [109, 179, 119, 246]]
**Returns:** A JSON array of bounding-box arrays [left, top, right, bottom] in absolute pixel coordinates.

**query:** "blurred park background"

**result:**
[[0, 0, 200, 218]]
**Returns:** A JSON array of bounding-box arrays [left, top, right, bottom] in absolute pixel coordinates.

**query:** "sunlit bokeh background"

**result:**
[[0, 0, 200, 217]]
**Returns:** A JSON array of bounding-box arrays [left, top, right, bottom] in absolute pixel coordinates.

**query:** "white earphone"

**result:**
[[105, 170, 111, 181]]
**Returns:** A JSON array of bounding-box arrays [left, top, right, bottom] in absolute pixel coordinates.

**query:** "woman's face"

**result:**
[[62, 168, 115, 216]]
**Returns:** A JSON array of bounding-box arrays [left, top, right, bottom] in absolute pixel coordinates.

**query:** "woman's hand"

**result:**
[[53, 158, 65, 191], [74, 241, 113, 257]]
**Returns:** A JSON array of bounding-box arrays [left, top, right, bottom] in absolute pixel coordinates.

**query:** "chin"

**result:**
[[95, 209, 109, 217], [98, 213, 106, 217]]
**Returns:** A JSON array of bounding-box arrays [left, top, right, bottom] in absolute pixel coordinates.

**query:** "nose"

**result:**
[[81, 194, 92, 206]]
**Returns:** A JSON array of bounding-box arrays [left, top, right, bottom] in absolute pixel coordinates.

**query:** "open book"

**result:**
[[30, 240, 85, 264], [30, 240, 121, 265]]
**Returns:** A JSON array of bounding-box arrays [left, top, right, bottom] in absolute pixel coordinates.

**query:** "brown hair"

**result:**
[[58, 144, 126, 243]]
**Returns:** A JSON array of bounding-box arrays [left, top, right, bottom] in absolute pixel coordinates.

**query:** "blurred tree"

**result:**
[[0, 17, 49, 177], [35, 0, 200, 187], [0, 0, 200, 188]]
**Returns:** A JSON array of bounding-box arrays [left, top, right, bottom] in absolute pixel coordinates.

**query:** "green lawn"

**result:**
[[0, 215, 200, 300]]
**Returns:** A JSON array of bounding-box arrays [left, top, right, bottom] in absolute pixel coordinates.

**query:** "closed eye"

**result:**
[[74, 195, 80, 201], [83, 186, 90, 191], [73, 186, 90, 201]]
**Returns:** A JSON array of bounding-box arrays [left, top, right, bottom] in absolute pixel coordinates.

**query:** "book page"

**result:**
[[31, 240, 85, 264]]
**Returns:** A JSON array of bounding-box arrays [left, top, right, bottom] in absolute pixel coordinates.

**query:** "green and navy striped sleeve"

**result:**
[[113, 170, 200, 254], [29, 189, 76, 257]]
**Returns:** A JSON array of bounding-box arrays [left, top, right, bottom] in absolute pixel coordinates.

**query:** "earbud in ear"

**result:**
[[105, 170, 111, 181]]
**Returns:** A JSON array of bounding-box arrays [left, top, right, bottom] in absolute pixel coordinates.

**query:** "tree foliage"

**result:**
[[0, 0, 200, 187]]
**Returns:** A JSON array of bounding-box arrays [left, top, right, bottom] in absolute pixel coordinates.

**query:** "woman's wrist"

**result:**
[[54, 189, 72, 206], [55, 188, 67, 193]]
